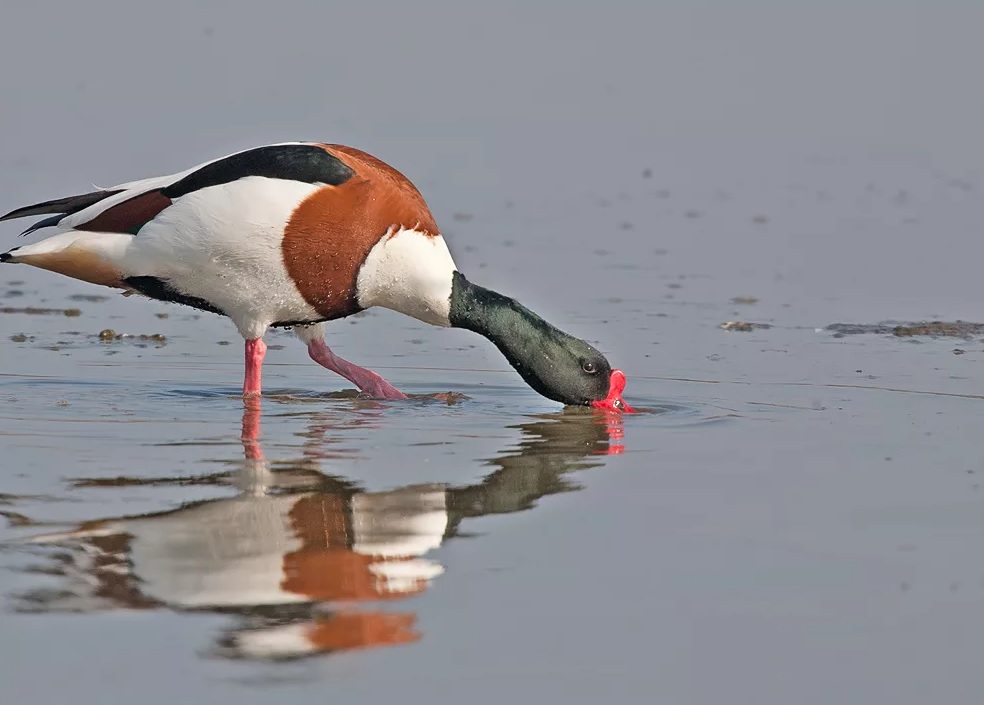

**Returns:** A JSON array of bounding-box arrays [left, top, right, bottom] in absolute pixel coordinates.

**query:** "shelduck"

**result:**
[[1, 142, 632, 411]]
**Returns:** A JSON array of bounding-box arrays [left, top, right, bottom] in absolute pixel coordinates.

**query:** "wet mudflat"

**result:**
[[4, 3, 984, 705]]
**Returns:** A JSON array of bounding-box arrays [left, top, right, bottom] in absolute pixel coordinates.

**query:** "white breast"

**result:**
[[355, 227, 458, 326]]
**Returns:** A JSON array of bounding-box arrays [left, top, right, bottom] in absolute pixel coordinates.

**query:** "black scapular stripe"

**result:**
[[161, 144, 355, 199], [124, 276, 226, 316]]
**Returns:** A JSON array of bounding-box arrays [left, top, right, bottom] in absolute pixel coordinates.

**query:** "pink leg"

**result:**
[[307, 338, 408, 400], [243, 338, 267, 397]]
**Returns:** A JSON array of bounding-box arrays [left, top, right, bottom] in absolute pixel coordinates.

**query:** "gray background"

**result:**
[[2, 3, 984, 704]]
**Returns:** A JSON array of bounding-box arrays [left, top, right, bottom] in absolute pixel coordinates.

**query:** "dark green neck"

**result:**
[[448, 271, 570, 401]]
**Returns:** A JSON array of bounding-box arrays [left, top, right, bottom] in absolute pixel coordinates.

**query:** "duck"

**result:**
[[1, 142, 632, 411]]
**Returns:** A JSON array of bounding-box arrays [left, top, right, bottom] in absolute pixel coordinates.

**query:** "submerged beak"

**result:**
[[590, 369, 635, 413]]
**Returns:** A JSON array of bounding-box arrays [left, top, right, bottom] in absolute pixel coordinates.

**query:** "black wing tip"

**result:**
[[1, 201, 61, 222], [1, 251, 13, 263], [19, 213, 65, 236], [0, 189, 124, 224], [0, 206, 30, 222]]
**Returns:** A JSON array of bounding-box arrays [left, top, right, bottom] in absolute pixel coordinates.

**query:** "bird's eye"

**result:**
[[582, 361, 597, 374]]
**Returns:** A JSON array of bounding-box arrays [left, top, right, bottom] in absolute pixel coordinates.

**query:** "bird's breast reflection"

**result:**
[[13, 400, 628, 661]]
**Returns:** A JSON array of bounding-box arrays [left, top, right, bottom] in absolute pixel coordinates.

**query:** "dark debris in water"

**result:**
[[893, 322, 984, 338], [826, 321, 984, 339], [720, 321, 772, 332], [1, 306, 82, 317], [418, 391, 470, 405], [97, 328, 167, 343], [68, 294, 108, 303], [69, 474, 224, 489]]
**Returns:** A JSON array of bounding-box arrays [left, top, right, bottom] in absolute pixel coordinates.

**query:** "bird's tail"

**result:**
[[2, 230, 132, 288]]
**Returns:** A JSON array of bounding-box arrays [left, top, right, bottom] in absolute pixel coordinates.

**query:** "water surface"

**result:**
[[3, 3, 984, 704]]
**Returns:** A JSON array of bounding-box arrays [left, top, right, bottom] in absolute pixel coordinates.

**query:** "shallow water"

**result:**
[[4, 3, 984, 704]]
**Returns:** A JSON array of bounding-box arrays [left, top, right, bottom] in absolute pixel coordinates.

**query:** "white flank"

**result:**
[[355, 227, 458, 326], [123, 176, 323, 339]]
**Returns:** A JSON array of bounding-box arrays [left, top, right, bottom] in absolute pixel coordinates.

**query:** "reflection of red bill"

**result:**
[[590, 369, 635, 413], [592, 408, 627, 455]]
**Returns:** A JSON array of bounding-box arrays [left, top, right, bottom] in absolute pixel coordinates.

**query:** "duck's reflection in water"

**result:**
[[14, 400, 626, 660]]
